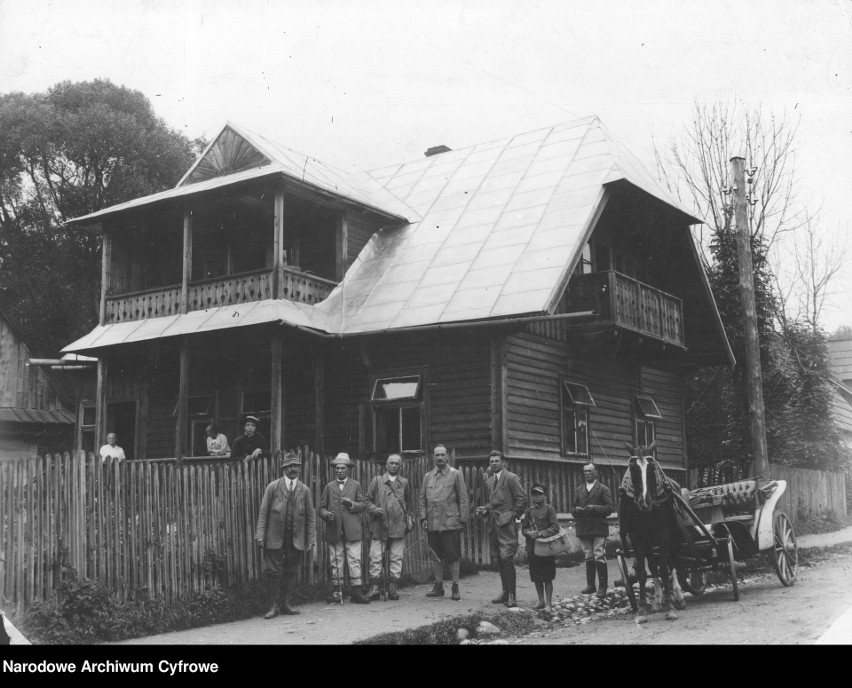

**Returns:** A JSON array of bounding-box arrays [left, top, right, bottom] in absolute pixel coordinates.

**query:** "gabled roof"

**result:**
[[314, 117, 703, 334], [68, 122, 416, 226]]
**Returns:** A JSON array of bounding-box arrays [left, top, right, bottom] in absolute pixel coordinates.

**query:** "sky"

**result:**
[[2, 0, 851, 330]]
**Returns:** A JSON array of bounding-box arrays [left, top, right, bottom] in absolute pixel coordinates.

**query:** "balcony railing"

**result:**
[[566, 270, 684, 347], [104, 266, 338, 324]]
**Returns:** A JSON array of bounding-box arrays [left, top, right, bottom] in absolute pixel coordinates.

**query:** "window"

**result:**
[[172, 395, 214, 456], [80, 404, 96, 455], [241, 389, 272, 434], [634, 393, 662, 448], [561, 380, 595, 456], [371, 375, 423, 454]]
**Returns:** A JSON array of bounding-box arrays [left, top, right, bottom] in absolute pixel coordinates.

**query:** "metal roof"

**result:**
[[0, 408, 75, 425], [62, 299, 328, 353], [68, 122, 416, 226], [314, 117, 702, 334]]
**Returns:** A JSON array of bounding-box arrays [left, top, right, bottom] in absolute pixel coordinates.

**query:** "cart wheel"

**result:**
[[678, 568, 706, 596], [617, 552, 638, 612], [772, 511, 798, 587], [726, 537, 739, 602]]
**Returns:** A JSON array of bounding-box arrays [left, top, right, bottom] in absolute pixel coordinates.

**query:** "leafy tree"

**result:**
[[657, 102, 848, 472], [0, 79, 202, 355]]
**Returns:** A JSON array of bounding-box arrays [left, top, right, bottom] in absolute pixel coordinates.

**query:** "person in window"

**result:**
[[205, 422, 231, 458], [231, 415, 269, 460], [99, 433, 126, 461], [572, 462, 614, 598]]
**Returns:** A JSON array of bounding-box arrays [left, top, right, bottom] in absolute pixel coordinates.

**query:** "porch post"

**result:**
[[181, 206, 193, 314], [273, 190, 285, 299], [270, 330, 284, 452], [176, 336, 189, 464], [94, 357, 108, 456], [99, 225, 110, 325]]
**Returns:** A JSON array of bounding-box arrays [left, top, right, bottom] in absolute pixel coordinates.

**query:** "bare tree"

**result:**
[[655, 102, 805, 254]]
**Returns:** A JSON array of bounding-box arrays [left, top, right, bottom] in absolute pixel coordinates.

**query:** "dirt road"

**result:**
[[518, 554, 852, 645]]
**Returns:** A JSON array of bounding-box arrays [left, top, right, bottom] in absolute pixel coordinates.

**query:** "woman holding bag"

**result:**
[[521, 483, 561, 613]]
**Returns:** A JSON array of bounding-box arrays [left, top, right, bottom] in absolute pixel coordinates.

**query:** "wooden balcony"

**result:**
[[566, 270, 684, 347], [103, 266, 338, 324]]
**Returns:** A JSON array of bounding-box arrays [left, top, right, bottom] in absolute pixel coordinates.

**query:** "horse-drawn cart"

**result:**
[[616, 477, 798, 612]]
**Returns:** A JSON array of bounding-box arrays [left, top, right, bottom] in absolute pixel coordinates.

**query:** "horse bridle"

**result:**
[[628, 455, 676, 508]]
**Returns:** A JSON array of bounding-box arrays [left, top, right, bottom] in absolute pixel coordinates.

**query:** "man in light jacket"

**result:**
[[418, 444, 469, 601], [365, 453, 411, 601], [255, 451, 316, 618], [478, 450, 527, 608], [572, 462, 614, 598], [319, 452, 370, 604]]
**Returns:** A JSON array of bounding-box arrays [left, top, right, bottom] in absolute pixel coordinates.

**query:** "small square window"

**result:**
[[172, 394, 213, 417], [82, 406, 96, 426], [634, 393, 662, 419], [563, 381, 595, 407], [372, 376, 421, 402]]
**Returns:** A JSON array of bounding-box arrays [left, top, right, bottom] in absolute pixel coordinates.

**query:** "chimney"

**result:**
[[424, 145, 451, 158]]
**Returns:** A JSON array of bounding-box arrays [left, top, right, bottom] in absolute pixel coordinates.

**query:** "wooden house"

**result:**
[[63, 118, 733, 488], [0, 309, 75, 460]]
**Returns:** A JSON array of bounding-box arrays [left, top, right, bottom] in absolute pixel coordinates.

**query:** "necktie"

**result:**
[[289, 480, 295, 493]]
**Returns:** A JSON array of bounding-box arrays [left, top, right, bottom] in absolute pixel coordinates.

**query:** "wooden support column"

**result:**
[[94, 357, 108, 455], [176, 337, 189, 464], [313, 347, 325, 457], [335, 211, 349, 281], [273, 190, 285, 298], [181, 206, 193, 314], [137, 364, 151, 462], [270, 330, 284, 452], [99, 224, 110, 325], [490, 335, 504, 452]]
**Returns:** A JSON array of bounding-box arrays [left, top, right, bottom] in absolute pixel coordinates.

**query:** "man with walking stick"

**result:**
[[365, 453, 412, 601]]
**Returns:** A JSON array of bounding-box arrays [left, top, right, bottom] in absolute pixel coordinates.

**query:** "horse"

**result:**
[[618, 441, 686, 622]]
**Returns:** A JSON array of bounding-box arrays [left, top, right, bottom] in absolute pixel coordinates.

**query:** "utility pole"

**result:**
[[731, 156, 770, 479]]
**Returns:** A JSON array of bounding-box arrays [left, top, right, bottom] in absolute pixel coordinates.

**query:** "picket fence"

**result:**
[[0, 449, 527, 613]]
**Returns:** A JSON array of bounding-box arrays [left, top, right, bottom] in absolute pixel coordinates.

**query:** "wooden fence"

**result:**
[[687, 464, 847, 522]]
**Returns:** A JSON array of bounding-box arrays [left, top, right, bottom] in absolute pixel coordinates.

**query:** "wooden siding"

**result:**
[[346, 213, 380, 273], [505, 330, 687, 469], [322, 332, 494, 459], [641, 364, 686, 468], [0, 317, 68, 412]]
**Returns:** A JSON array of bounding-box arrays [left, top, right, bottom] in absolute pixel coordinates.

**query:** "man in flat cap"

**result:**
[[231, 415, 270, 460], [255, 451, 316, 618], [319, 452, 370, 604], [365, 453, 412, 601], [418, 444, 469, 601]]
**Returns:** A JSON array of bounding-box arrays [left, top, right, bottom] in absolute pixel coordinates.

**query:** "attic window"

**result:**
[[634, 393, 662, 419], [372, 376, 421, 402], [562, 381, 595, 407]]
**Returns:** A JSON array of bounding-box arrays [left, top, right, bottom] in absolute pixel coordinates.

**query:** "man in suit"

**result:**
[[477, 450, 527, 608], [418, 444, 469, 601], [255, 451, 316, 618], [319, 452, 370, 604], [365, 453, 411, 601], [572, 462, 614, 598]]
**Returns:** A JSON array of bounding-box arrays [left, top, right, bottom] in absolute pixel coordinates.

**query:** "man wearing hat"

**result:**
[[231, 415, 270, 460], [572, 462, 614, 598], [319, 452, 370, 604], [255, 451, 316, 618], [365, 453, 412, 601], [477, 450, 527, 608]]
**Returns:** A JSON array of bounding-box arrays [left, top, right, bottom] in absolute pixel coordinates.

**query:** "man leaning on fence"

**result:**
[[255, 451, 316, 618], [365, 453, 412, 601]]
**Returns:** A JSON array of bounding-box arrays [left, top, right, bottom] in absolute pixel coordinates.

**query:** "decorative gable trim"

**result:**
[[178, 125, 271, 187]]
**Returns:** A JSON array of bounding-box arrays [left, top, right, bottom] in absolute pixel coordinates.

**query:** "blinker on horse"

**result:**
[[619, 441, 686, 621]]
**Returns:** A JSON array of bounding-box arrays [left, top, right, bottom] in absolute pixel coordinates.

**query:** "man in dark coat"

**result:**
[[477, 450, 527, 608], [365, 453, 411, 601], [572, 462, 614, 598], [255, 451, 316, 617], [231, 415, 270, 460], [319, 452, 370, 604]]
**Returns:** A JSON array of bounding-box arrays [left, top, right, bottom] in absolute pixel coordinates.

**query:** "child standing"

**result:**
[[521, 483, 561, 612]]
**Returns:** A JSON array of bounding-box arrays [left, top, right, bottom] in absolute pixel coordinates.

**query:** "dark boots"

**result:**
[[596, 562, 608, 598], [492, 558, 508, 603], [582, 561, 597, 594], [503, 560, 517, 607], [451, 583, 460, 601], [426, 582, 445, 597], [388, 578, 400, 601], [264, 577, 281, 619], [367, 578, 382, 601], [350, 585, 371, 604]]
